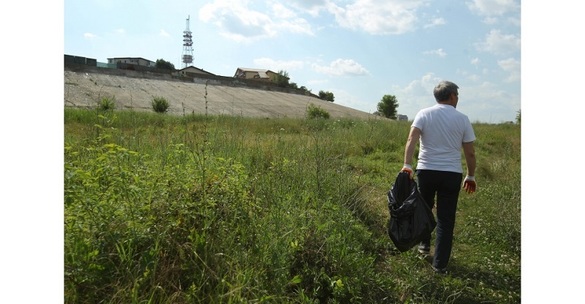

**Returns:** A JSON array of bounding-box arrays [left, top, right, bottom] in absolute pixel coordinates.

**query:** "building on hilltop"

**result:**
[[107, 57, 156, 68], [178, 66, 215, 78], [65, 54, 97, 66], [234, 68, 285, 82], [397, 114, 409, 121]]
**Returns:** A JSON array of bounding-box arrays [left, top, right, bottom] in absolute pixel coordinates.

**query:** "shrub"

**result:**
[[97, 96, 115, 111], [151, 96, 170, 113], [306, 103, 330, 119]]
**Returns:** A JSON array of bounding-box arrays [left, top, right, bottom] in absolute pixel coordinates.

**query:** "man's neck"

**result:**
[[438, 101, 455, 107]]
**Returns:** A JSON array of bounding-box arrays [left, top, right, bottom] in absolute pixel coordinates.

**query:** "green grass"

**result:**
[[64, 107, 520, 303]]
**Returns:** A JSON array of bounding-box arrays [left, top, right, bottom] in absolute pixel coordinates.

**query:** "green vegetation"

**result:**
[[305, 103, 331, 120], [155, 58, 176, 71], [97, 96, 116, 111], [318, 90, 335, 102], [151, 96, 170, 113], [272, 70, 291, 88], [376, 94, 399, 119], [64, 108, 520, 303]]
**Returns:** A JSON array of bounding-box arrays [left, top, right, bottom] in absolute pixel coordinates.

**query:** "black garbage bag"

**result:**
[[387, 171, 436, 252]]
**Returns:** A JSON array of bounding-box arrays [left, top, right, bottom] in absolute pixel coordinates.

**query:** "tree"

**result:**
[[155, 59, 175, 71], [318, 90, 335, 102], [272, 70, 290, 88], [515, 109, 521, 124], [377, 95, 399, 119]]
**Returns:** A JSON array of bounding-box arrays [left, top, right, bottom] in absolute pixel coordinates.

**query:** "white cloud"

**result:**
[[456, 68, 482, 82], [114, 28, 126, 35], [385, 73, 442, 118], [312, 58, 369, 76], [389, 73, 519, 122], [466, 0, 520, 17], [83, 33, 97, 39], [471, 57, 480, 65], [458, 81, 520, 123], [423, 48, 447, 57], [327, 0, 427, 35], [424, 17, 446, 29], [199, 0, 313, 42], [498, 57, 520, 82], [200, 1, 275, 42], [159, 29, 170, 37], [289, 0, 329, 16], [253, 57, 305, 71], [278, 18, 314, 35], [466, 0, 520, 25], [475, 29, 520, 55], [467, 74, 481, 82], [270, 2, 315, 35], [271, 2, 296, 19]]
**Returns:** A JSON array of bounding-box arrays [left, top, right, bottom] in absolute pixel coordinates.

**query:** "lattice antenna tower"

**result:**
[[182, 15, 194, 68]]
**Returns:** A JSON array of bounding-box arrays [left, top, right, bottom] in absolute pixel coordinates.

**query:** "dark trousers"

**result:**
[[416, 170, 462, 269]]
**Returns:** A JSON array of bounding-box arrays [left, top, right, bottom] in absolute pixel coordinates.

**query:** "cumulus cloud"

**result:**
[[498, 57, 520, 82], [475, 29, 520, 55], [467, 74, 481, 82], [466, 0, 520, 17], [424, 17, 446, 29], [253, 57, 305, 71], [271, 2, 296, 19], [199, 1, 275, 42], [327, 0, 426, 35], [389, 73, 442, 116], [466, 0, 520, 24], [423, 48, 447, 57], [288, 0, 329, 16], [198, 0, 433, 40], [312, 58, 369, 76], [199, 0, 313, 42], [83, 33, 97, 39], [393, 74, 519, 123]]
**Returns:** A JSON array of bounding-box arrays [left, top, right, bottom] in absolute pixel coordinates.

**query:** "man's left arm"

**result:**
[[462, 142, 476, 193]]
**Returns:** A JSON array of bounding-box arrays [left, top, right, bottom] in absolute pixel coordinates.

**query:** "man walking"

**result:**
[[401, 80, 477, 274]]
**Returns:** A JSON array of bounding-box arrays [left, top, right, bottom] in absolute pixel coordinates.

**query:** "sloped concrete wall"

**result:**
[[64, 69, 380, 120]]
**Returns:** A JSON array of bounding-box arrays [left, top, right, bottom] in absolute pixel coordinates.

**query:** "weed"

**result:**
[[151, 96, 170, 113], [306, 103, 330, 119], [97, 96, 115, 111]]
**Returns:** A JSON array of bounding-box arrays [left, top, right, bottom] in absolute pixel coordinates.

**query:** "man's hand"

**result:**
[[401, 164, 414, 179], [463, 175, 476, 194]]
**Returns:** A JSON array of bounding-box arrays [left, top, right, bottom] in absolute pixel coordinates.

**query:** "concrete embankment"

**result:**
[[64, 68, 380, 120]]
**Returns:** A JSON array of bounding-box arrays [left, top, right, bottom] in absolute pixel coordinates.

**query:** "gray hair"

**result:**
[[433, 81, 459, 102]]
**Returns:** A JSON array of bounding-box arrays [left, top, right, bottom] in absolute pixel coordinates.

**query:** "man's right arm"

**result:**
[[403, 127, 421, 167]]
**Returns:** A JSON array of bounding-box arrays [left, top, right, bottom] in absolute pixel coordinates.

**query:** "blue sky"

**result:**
[[64, 0, 521, 123]]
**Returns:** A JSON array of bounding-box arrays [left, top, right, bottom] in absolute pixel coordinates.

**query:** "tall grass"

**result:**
[[64, 108, 520, 303]]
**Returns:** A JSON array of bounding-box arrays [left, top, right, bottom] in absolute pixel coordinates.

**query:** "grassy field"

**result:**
[[64, 107, 520, 303]]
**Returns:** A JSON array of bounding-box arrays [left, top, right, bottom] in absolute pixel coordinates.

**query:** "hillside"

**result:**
[[64, 68, 380, 120]]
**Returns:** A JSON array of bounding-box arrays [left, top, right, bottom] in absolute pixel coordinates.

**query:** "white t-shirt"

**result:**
[[412, 104, 476, 173]]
